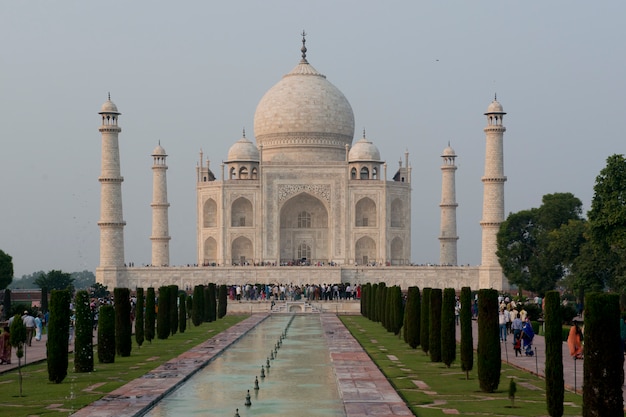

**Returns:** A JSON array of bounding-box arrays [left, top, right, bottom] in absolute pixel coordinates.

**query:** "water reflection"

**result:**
[[144, 315, 345, 417]]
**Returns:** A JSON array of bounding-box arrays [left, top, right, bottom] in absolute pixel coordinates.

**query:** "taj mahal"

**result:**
[[96, 35, 510, 292]]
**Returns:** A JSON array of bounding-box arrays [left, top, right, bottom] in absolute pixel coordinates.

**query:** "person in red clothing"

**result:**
[[0, 326, 11, 364]]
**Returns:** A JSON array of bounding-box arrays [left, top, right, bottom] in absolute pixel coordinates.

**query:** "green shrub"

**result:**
[[157, 286, 170, 339], [169, 285, 179, 336], [114, 288, 132, 357], [420, 287, 431, 355], [218, 284, 228, 319], [560, 303, 577, 324], [404, 287, 420, 348], [192, 285, 204, 326], [97, 305, 115, 363], [544, 290, 564, 417], [460, 287, 473, 379], [429, 288, 442, 362], [145, 287, 155, 343], [135, 288, 145, 347], [207, 283, 217, 322], [178, 293, 186, 334], [74, 290, 93, 372], [477, 288, 500, 393], [47, 289, 71, 383], [441, 288, 456, 368]]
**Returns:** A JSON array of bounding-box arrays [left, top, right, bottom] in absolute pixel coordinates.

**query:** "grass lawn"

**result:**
[[341, 315, 585, 417], [0, 315, 247, 417]]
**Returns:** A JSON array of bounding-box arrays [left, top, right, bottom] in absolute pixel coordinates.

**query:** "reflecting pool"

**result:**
[[144, 315, 345, 416]]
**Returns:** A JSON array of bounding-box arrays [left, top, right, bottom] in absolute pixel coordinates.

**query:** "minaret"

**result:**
[[97, 95, 126, 279], [150, 142, 171, 267], [439, 143, 458, 266], [479, 96, 507, 289]]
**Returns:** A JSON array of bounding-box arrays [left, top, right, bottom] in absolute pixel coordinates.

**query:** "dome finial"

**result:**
[[494, 92, 497, 101], [300, 30, 308, 63], [108, 92, 111, 101], [362, 128, 366, 139], [242, 127, 246, 138]]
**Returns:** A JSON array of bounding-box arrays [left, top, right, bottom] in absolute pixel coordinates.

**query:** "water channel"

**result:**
[[144, 315, 346, 417]]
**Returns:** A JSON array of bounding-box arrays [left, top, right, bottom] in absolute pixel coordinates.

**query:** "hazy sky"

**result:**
[[2, 1, 625, 278]]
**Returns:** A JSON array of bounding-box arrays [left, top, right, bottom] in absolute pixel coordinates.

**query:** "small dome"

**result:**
[[227, 136, 259, 162], [485, 99, 505, 114], [349, 136, 381, 162], [442, 145, 456, 156], [152, 144, 167, 156], [99, 98, 120, 115]]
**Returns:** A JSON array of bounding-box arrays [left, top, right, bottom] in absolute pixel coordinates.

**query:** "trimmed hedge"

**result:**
[[97, 305, 115, 363], [145, 287, 155, 343], [441, 288, 456, 368], [218, 284, 228, 319], [47, 289, 71, 383], [429, 288, 442, 363], [135, 288, 145, 347], [169, 285, 179, 336], [477, 288, 500, 393], [178, 293, 187, 334], [157, 286, 170, 339], [404, 287, 420, 348], [74, 290, 93, 372], [114, 288, 132, 357], [544, 290, 563, 417], [192, 285, 204, 326], [460, 286, 473, 379], [420, 287, 431, 355]]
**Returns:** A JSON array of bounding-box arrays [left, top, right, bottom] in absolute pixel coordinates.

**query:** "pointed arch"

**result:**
[[279, 193, 328, 263], [390, 237, 403, 265], [355, 197, 376, 227], [231, 236, 253, 265], [231, 197, 253, 227], [355, 236, 376, 266], [203, 237, 217, 264], [391, 198, 404, 228], [203, 199, 217, 228]]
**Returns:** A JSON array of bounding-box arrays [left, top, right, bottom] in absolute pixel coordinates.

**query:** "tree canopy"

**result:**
[[497, 192, 583, 295], [34, 270, 74, 292], [0, 250, 13, 290]]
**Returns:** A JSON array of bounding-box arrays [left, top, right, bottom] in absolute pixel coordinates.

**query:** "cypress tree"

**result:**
[[145, 287, 155, 343], [74, 290, 93, 372], [583, 292, 623, 416], [429, 288, 442, 362], [441, 288, 456, 368], [383, 285, 392, 331], [460, 286, 473, 379], [135, 288, 145, 348], [377, 282, 386, 323], [98, 305, 115, 363], [192, 285, 204, 326], [371, 283, 378, 321], [169, 285, 179, 336], [40, 287, 48, 314], [477, 288, 500, 393], [208, 283, 217, 322], [218, 284, 228, 319], [203, 286, 211, 322], [544, 290, 563, 417], [47, 289, 71, 383], [392, 286, 404, 335], [186, 293, 193, 324], [420, 287, 431, 354], [157, 286, 170, 339], [360, 283, 367, 316], [178, 293, 187, 333], [403, 287, 418, 345], [114, 287, 132, 357]]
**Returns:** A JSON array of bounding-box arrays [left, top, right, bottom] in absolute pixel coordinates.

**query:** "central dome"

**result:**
[[253, 46, 355, 162]]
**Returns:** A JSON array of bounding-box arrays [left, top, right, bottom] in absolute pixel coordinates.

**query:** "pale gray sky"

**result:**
[[2, 1, 625, 278]]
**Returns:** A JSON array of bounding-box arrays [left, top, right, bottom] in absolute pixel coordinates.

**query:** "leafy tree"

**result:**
[[71, 270, 96, 289], [178, 293, 187, 333], [587, 154, 626, 292], [207, 283, 217, 322], [3, 289, 11, 321], [403, 287, 420, 348], [91, 282, 110, 299], [9, 313, 26, 395], [98, 305, 115, 363], [460, 286, 473, 379], [477, 289, 500, 393], [145, 287, 155, 342], [583, 292, 623, 416], [218, 284, 228, 319], [40, 287, 48, 314], [114, 288, 132, 357], [0, 250, 13, 290], [74, 290, 94, 372], [47, 289, 71, 383], [441, 288, 456, 368], [544, 290, 563, 417], [192, 285, 204, 326], [497, 193, 583, 295], [168, 285, 179, 336], [157, 286, 170, 339], [429, 288, 442, 362], [35, 270, 74, 292], [135, 288, 145, 347], [420, 287, 431, 355]]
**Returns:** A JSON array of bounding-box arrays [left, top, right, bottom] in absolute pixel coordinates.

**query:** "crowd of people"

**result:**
[[227, 282, 361, 302]]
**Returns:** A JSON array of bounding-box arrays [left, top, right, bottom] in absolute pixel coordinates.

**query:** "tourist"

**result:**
[[511, 313, 523, 349], [0, 326, 11, 364], [498, 307, 507, 342], [567, 321, 583, 359], [34, 313, 43, 341], [22, 310, 36, 346], [521, 317, 535, 356]]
